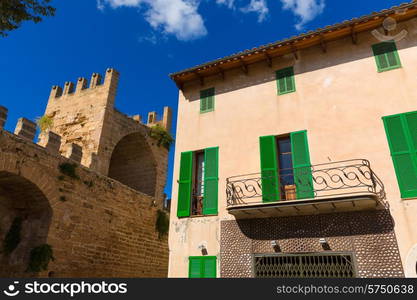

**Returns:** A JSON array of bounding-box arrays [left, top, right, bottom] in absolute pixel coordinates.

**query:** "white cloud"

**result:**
[[99, 0, 325, 41], [241, 0, 269, 22], [281, 0, 325, 30], [99, 0, 207, 41], [216, 0, 235, 9]]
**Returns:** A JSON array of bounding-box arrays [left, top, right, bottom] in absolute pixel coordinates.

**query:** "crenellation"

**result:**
[[64, 143, 83, 163], [63, 81, 75, 95], [50, 85, 63, 99], [90, 73, 102, 88], [76, 77, 88, 93], [144, 107, 172, 131], [162, 106, 172, 132], [0, 106, 8, 129], [147, 111, 157, 125], [37, 130, 61, 153], [14, 117, 37, 141], [132, 115, 142, 123], [104, 68, 119, 90]]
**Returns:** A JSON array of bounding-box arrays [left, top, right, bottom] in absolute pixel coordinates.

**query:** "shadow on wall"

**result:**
[[0, 172, 52, 277], [183, 19, 417, 102], [236, 209, 395, 240], [108, 132, 157, 196]]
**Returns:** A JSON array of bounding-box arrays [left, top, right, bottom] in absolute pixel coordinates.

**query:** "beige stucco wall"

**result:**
[[168, 17, 417, 277]]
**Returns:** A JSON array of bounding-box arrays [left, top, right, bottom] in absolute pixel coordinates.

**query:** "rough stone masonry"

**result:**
[[0, 68, 172, 277]]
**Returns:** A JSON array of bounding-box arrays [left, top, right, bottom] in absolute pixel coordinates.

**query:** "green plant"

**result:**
[[27, 244, 54, 273], [155, 210, 169, 239], [36, 115, 53, 132], [3, 217, 23, 255], [150, 124, 174, 150], [58, 163, 79, 179]]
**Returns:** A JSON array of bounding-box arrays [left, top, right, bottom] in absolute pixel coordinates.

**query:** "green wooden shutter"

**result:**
[[189, 256, 217, 278], [189, 257, 202, 278], [383, 114, 417, 198], [259, 136, 280, 202], [372, 41, 401, 72], [200, 89, 207, 112], [290, 130, 314, 199], [202, 256, 217, 278], [203, 147, 219, 215], [177, 151, 193, 217], [200, 88, 215, 113], [276, 67, 295, 95], [404, 112, 417, 150], [206, 88, 215, 111]]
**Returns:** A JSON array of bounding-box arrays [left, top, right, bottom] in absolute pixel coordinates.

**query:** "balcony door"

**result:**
[[192, 151, 205, 216], [277, 136, 296, 200], [260, 131, 314, 203]]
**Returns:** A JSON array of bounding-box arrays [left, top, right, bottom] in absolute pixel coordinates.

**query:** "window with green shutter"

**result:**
[[260, 131, 313, 202], [203, 147, 219, 215], [372, 41, 401, 72], [260, 136, 280, 202], [200, 88, 215, 113], [177, 151, 193, 218], [177, 147, 219, 218], [189, 256, 217, 278], [383, 112, 417, 198], [276, 67, 296, 95], [290, 131, 314, 199]]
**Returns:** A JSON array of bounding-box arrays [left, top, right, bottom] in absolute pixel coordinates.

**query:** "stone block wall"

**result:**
[[0, 129, 169, 277], [0, 68, 172, 279]]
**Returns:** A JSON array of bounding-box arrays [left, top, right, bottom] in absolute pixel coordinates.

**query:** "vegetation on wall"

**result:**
[[3, 217, 23, 255], [150, 124, 174, 150], [27, 244, 54, 273], [58, 163, 79, 180], [36, 115, 53, 132], [155, 210, 169, 239]]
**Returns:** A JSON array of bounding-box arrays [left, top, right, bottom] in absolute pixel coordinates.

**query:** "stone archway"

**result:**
[[108, 132, 157, 196], [0, 171, 52, 277]]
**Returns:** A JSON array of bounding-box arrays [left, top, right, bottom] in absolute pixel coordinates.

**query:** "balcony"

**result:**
[[226, 159, 386, 219]]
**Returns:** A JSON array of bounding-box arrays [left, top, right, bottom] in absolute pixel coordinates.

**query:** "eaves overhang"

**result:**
[[169, 1, 417, 88]]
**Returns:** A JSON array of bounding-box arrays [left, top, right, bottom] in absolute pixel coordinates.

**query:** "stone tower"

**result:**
[[44, 68, 172, 201]]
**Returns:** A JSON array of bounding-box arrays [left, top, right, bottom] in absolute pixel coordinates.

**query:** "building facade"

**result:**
[[168, 2, 417, 278], [0, 69, 171, 277]]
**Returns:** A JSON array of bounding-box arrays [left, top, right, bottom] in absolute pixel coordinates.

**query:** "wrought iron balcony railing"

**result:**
[[226, 159, 385, 207]]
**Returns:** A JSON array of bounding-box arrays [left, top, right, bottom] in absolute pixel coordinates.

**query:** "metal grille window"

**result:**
[[254, 254, 356, 278]]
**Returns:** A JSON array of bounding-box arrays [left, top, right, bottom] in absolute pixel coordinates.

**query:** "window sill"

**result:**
[[179, 214, 218, 219], [278, 90, 296, 96], [377, 65, 402, 73], [401, 197, 417, 201], [200, 109, 214, 114]]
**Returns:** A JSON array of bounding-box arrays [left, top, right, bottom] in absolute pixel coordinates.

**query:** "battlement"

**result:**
[[127, 106, 172, 132], [49, 68, 119, 99], [0, 107, 83, 163]]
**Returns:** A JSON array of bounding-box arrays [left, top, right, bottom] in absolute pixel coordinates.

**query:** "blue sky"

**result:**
[[0, 0, 407, 197]]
